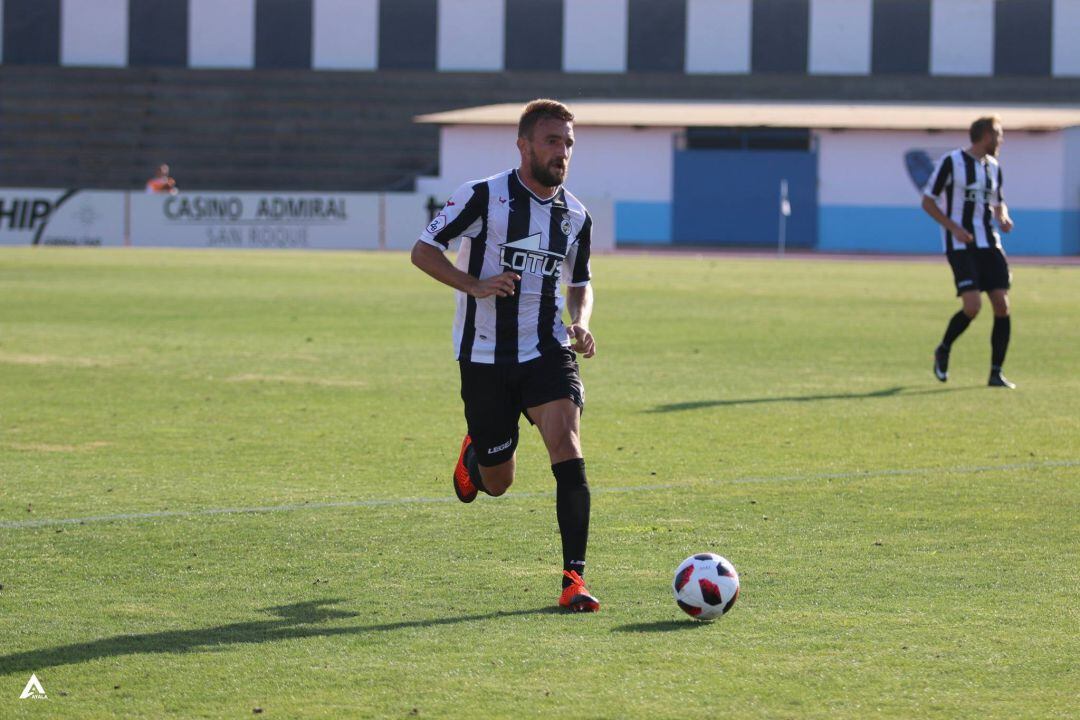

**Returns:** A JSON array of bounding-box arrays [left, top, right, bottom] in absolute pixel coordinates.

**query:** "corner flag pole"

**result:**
[[778, 179, 791, 257]]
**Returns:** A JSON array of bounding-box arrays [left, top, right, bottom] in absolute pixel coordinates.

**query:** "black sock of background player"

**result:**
[[991, 315, 1011, 369], [552, 459, 590, 589], [465, 444, 488, 494], [941, 310, 973, 349]]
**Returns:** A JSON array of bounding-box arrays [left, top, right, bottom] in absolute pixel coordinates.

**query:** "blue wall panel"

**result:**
[[616, 202, 673, 244], [673, 149, 817, 247], [818, 205, 1079, 256]]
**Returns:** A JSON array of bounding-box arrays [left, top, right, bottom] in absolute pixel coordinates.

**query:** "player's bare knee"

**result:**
[[963, 296, 982, 318], [485, 479, 512, 496], [990, 295, 1009, 316], [479, 465, 514, 496], [546, 433, 582, 464]]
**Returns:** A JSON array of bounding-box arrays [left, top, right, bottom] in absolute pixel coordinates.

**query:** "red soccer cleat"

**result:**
[[453, 434, 478, 503], [558, 570, 600, 612]]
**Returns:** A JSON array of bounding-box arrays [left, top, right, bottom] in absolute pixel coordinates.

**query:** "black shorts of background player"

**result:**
[[921, 115, 1016, 388]]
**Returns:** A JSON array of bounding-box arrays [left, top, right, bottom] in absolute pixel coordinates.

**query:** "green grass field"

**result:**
[[1, 248, 1077, 719]]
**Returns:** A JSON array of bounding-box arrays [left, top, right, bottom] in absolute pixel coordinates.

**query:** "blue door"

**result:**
[[672, 149, 818, 247]]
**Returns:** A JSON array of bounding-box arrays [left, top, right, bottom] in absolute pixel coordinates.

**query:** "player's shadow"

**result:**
[[612, 619, 711, 633], [650, 385, 977, 412], [0, 599, 561, 675]]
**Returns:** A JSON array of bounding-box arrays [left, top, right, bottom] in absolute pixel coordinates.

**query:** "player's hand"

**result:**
[[469, 271, 520, 298], [568, 324, 596, 358], [953, 225, 975, 245], [998, 215, 1014, 233]]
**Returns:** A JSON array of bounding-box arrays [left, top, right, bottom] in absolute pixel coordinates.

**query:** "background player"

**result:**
[[922, 116, 1016, 388], [410, 99, 600, 612]]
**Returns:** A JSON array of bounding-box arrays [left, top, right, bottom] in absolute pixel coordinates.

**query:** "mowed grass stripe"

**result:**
[[1, 458, 1076, 530]]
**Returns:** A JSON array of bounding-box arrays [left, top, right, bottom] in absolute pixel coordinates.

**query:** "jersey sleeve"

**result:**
[[923, 154, 953, 198], [995, 166, 1004, 206], [563, 212, 592, 287], [418, 182, 486, 250]]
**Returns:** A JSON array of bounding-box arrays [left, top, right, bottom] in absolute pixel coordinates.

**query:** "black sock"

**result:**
[[941, 310, 973, 349], [991, 315, 1011, 370], [552, 458, 589, 588], [465, 444, 487, 494]]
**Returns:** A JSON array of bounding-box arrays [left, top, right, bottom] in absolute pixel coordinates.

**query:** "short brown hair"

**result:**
[[970, 115, 1002, 143], [518, 99, 574, 139]]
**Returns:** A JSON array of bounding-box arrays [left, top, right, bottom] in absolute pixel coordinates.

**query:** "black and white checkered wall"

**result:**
[[1, 0, 1077, 77]]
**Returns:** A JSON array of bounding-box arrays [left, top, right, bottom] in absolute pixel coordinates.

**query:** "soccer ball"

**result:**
[[673, 553, 740, 621]]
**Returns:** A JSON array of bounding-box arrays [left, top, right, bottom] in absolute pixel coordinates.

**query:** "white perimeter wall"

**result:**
[[418, 125, 674, 203], [817, 129, 1066, 210], [1063, 127, 1080, 211]]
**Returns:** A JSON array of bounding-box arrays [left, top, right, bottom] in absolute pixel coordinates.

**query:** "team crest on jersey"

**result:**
[[560, 218, 573, 237], [501, 232, 565, 277]]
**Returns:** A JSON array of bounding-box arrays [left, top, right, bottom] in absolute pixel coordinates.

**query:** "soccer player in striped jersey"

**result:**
[[410, 99, 600, 612], [922, 115, 1016, 388]]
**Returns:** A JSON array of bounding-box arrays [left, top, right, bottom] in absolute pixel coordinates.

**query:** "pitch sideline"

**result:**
[[1, 459, 1076, 530]]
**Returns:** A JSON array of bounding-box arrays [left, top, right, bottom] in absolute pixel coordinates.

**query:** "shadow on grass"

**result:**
[[0, 599, 562, 675], [612, 619, 710, 633], [650, 385, 981, 412]]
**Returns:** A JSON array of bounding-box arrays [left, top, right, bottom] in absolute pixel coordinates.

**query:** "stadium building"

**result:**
[[416, 100, 1080, 255], [2, 0, 1079, 255]]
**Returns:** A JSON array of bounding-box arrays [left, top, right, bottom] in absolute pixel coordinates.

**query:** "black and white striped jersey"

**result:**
[[418, 169, 592, 365], [923, 148, 1004, 252]]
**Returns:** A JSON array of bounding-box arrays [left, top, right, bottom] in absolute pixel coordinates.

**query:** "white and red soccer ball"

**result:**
[[673, 553, 740, 621]]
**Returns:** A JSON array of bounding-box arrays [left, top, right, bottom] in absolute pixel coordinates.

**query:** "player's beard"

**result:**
[[530, 154, 567, 188]]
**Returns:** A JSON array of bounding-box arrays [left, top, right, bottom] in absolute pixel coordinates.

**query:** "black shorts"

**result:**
[[459, 347, 584, 466], [947, 246, 1011, 296]]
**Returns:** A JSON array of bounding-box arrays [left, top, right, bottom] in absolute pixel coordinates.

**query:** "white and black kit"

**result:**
[[419, 168, 592, 463], [924, 148, 1011, 295]]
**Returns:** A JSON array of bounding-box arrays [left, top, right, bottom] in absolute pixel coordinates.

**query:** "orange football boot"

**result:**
[[558, 570, 600, 612], [453, 434, 478, 503]]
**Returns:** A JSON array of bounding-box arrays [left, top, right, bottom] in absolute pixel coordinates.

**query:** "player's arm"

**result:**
[[566, 284, 595, 358], [920, 195, 973, 244], [564, 212, 595, 358], [993, 203, 1014, 234], [921, 155, 974, 244], [993, 166, 1013, 233], [410, 183, 519, 298], [411, 242, 518, 298]]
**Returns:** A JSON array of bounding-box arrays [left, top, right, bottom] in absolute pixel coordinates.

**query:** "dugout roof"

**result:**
[[416, 101, 1080, 132]]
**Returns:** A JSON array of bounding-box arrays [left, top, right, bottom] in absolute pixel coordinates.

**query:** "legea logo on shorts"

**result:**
[[488, 439, 513, 454]]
